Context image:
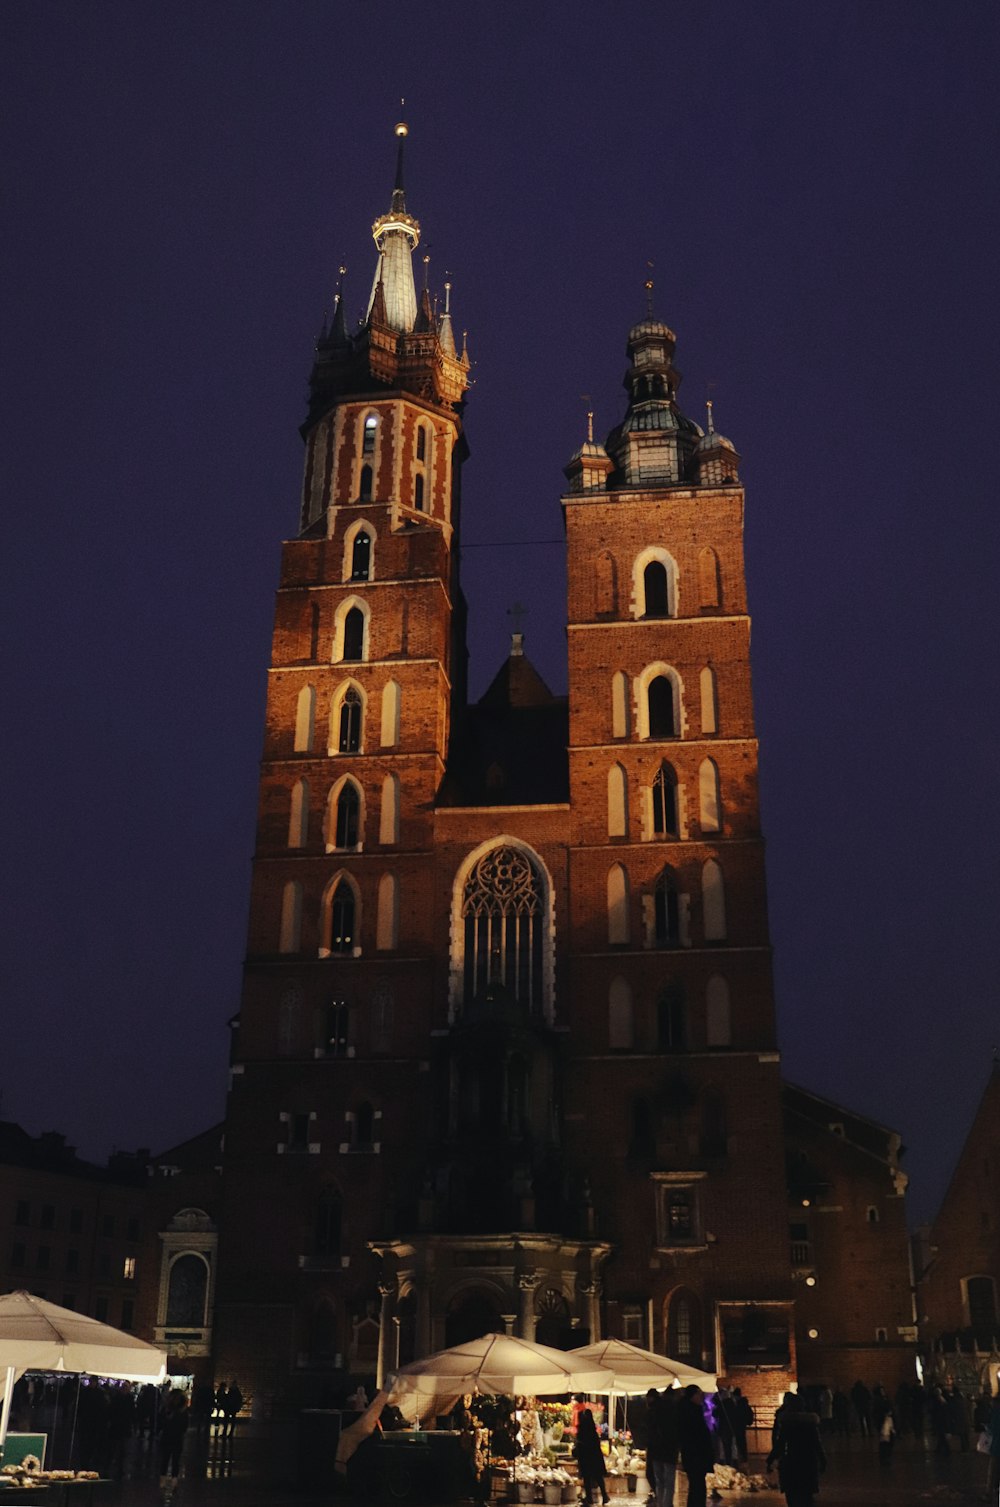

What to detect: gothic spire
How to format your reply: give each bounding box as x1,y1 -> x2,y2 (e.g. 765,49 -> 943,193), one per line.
366,121 -> 420,334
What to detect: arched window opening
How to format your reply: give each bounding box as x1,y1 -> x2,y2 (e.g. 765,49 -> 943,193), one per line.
379,773 -> 400,845
656,980 -> 686,1050
706,975 -> 732,1047
667,1290 -> 701,1360
166,1253 -> 208,1328
381,680 -> 401,747
607,763 -> 628,838
288,778 -> 309,848
294,685 -> 316,753
376,872 -> 398,951
703,859 -> 727,941
644,561 -> 670,617
699,759 -> 722,833
698,546 -> 721,608
609,976 -> 634,1049
335,783 -> 360,849
330,880 -> 356,954
351,531 -> 372,581
279,882 -> 302,954
414,473 -> 425,511
315,1188 -> 342,1259
462,845 -> 544,1013
339,687 -> 362,752
362,415 -> 377,457
612,671 -> 629,738
321,1000 -> 349,1057
700,666 -> 718,735
648,676 -> 676,738
342,607 -> 365,661
607,863 -> 630,945
359,464 -> 373,502
416,425 -> 427,461
654,869 -> 681,948
652,763 -> 678,837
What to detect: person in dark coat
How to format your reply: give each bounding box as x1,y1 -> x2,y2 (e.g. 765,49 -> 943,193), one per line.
766,1393 -> 826,1507
645,1388 -> 679,1507
732,1388 -> 754,1463
677,1386 -> 714,1507
574,1408 -> 609,1505
158,1389 -> 189,1495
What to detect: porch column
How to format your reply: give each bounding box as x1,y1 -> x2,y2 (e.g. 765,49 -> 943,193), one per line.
376,1281 -> 395,1389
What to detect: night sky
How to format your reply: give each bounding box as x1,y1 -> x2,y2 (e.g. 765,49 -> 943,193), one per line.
3,2 -> 997,1225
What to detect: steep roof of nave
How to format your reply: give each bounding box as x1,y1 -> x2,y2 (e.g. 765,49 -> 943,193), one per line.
438,644 -> 568,808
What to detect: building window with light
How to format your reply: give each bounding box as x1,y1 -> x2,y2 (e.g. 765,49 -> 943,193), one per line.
123,1256 -> 136,1281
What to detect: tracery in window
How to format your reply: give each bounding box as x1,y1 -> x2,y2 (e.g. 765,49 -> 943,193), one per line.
328,879 -> 356,955
461,844 -> 544,1013
334,782 -> 360,849
338,688 -> 362,752
351,530 -> 372,581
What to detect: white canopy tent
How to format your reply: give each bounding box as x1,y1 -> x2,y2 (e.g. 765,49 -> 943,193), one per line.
567,1339 -> 717,1441
0,1291 -> 167,1455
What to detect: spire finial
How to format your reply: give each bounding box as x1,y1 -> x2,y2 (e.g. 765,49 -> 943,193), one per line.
422,253 -> 430,291
581,394 -> 593,444
705,398 -> 715,435
644,261 -> 655,318
444,278 -> 452,314
392,115 -> 409,208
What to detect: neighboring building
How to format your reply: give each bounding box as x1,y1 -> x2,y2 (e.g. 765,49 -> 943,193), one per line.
0,1119 -> 222,1384
782,1085 -> 916,1390
213,124 -> 798,1420
916,1060 -> 1000,1393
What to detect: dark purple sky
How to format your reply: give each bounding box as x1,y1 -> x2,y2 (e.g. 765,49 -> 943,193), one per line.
3,2 -> 997,1224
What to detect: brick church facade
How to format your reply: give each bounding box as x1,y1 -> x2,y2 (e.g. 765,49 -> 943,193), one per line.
211,126 -> 911,1416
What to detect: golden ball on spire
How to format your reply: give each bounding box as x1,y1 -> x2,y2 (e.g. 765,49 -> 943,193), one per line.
395,121 -> 408,138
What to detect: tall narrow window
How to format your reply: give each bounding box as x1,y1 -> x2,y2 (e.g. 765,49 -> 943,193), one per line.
706,975 -> 732,1046
654,868 -> 680,947
362,415 -> 377,456
612,671 -> 628,738
607,863 -> 630,945
703,858 -> 727,940
414,473 -> 425,511
698,546 -> 721,608
380,680 -> 401,747
294,685 -> 316,753
416,425 -> 427,461
651,763 -> 678,837
700,666 -> 718,735
607,763 -> 628,838
320,1000 -> 349,1056
699,758 -> 722,833
359,464 -> 373,502
648,676 -> 676,738
461,844 -> 544,1012
608,976 -> 634,1049
279,882 -> 303,953
315,1188 -> 342,1259
334,783 -> 360,849
379,773 -> 399,844
343,607 -> 365,661
376,872 -> 398,951
656,980 -> 686,1050
643,561 -> 669,617
354,1101 -> 375,1147
288,778 -> 309,848
330,880 -> 356,954
351,531 -> 372,581
338,688 -> 362,752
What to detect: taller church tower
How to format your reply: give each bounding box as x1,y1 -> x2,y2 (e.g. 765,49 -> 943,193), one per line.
215,135 -> 795,1413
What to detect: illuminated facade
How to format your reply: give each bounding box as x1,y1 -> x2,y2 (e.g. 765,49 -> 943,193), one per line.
212,127 -> 911,1416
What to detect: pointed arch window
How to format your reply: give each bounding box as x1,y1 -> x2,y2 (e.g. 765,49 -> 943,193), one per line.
643,561 -> 669,617
279,881 -> 303,954
698,546 -> 721,608
648,676 -> 676,738
416,424 -> 427,461
343,607 -> 365,661
329,880 -> 356,954
351,530 -> 372,581
612,671 -> 629,738
379,773 -> 400,844
334,782 -> 360,849
359,464 -> 373,502
607,763 -> 628,838
699,758 -> 722,833
656,979 -> 687,1051
609,976 -> 634,1049
461,844 -> 544,1013
652,762 -> 678,837
338,687 -> 362,752
700,666 -> 718,735
294,685 -> 316,753
288,778 -> 309,848
362,415 -> 377,457
654,868 -> 681,948
376,872 -> 398,951
703,858 -> 727,941
319,999 -> 349,1057
607,863 -> 630,945
381,680 -> 401,747
414,473 -> 425,511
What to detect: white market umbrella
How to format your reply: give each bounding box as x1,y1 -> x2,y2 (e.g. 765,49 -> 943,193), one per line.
567,1339 -> 716,1393
0,1291 -> 167,1451
387,1333 -> 616,1414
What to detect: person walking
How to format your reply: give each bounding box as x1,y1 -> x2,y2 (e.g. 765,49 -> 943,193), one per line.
645,1389 -> 679,1507
766,1393 -> 826,1507
877,1407 -> 896,1465
574,1408 -> 609,1506
677,1386 -> 714,1507
158,1388 -> 189,1502
732,1388 -> 754,1463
